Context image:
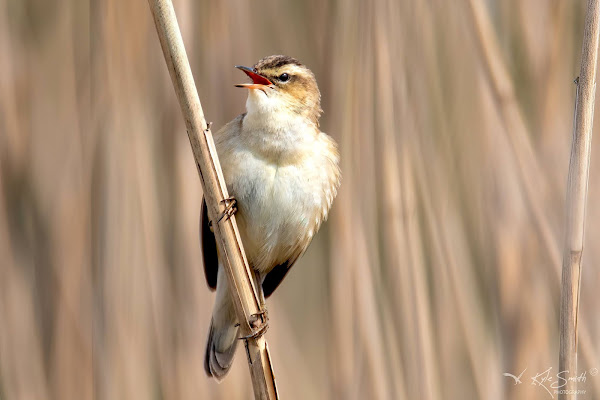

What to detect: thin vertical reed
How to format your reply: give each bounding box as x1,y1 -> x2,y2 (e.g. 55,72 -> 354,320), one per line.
559,1 -> 600,399
146,1 -> 278,398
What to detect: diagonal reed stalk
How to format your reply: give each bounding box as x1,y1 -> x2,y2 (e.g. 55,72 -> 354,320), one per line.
559,1 -> 600,399
146,1 -> 278,399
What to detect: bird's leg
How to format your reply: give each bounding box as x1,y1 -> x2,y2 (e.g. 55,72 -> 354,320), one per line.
239,271 -> 269,340
252,270 -> 267,310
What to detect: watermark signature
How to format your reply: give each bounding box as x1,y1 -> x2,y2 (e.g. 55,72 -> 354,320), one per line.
503,367 -> 598,399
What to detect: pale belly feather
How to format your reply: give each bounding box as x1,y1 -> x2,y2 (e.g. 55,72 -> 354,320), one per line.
214,111 -> 339,276
223,150 -> 327,274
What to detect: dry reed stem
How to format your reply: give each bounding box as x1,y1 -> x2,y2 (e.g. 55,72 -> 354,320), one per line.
145,1 -> 278,398
466,0 -> 562,276
559,1 -> 600,398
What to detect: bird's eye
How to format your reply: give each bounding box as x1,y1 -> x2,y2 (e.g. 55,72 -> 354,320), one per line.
278,73 -> 290,82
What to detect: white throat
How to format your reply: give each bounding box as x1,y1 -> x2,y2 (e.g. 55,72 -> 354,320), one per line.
241,89 -> 317,163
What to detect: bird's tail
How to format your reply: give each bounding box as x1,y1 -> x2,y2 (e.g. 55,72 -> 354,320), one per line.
204,317 -> 239,380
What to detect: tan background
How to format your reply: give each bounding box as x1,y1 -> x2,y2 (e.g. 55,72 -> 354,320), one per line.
0,0 -> 599,399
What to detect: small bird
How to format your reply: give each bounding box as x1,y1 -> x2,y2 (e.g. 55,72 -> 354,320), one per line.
202,55 -> 340,380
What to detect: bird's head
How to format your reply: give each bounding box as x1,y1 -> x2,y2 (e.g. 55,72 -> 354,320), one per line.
235,55 -> 322,126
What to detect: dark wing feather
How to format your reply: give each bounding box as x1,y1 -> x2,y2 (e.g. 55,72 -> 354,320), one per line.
262,262 -> 291,298
262,252 -> 302,297
201,198 -> 218,290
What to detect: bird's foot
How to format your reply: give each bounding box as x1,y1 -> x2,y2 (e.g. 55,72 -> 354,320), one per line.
220,197 -> 237,221
239,309 -> 269,340
210,196 -> 237,227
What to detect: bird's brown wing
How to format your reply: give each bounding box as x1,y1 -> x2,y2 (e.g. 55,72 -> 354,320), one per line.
201,198 -> 218,290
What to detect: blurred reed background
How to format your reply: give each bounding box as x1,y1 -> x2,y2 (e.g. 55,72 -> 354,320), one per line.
0,0 -> 599,399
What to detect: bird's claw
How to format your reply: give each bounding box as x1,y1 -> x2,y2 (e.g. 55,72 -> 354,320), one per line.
239,310 -> 269,340
253,309 -> 269,322
209,197 -> 237,227
220,197 -> 237,221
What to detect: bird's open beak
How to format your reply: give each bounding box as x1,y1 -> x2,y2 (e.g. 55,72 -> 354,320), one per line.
235,65 -> 273,89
